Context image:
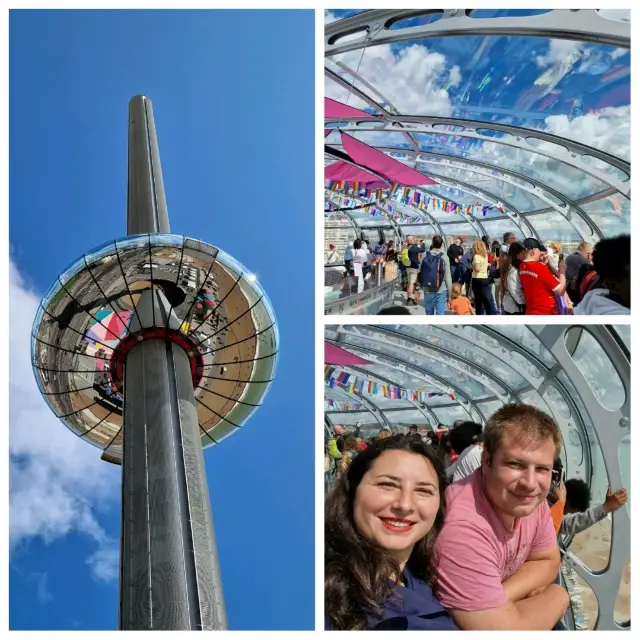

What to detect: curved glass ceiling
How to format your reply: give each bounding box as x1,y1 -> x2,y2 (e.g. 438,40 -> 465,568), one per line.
325,9 -> 630,245
324,324 -> 628,483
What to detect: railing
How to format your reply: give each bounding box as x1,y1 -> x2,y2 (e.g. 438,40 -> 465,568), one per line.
325,263 -> 398,315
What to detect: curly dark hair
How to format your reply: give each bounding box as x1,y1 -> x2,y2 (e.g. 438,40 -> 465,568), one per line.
325,435 -> 446,630
565,478 -> 591,513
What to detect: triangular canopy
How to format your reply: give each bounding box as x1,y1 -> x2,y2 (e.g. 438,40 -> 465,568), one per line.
341,132 -> 437,187
325,341 -> 373,366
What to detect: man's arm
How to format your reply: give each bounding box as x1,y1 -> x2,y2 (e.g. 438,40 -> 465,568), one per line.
450,583 -> 569,630
501,544 -> 561,603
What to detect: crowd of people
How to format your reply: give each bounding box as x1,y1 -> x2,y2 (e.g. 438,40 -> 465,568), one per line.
324,405 -> 628,630
332,232 -> 630,315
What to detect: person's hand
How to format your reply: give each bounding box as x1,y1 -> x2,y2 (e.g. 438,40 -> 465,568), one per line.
603,487 -> 627,514
558,261 -> 567,276
553,480 -> 567,504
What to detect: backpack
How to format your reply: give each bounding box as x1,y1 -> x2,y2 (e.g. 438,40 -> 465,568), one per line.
400,246 -> 412,268
419,252 -> 445,292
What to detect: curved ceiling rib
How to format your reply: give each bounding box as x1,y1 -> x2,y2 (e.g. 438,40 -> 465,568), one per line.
325,383 -> 388,427
329,337 -> 491,415
335,328 -> 516,403
326,9 -> 630,55
326,115 -> 630,192
344,362 -> 445,426
325,9 -> 630,245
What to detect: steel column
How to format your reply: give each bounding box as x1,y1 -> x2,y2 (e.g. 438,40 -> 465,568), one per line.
120,95 -> 226,630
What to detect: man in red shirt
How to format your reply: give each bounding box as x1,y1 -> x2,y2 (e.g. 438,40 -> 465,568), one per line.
519,238 -> 567,315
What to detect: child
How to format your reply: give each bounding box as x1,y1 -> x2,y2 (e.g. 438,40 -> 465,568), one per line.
449,282 -> 475,315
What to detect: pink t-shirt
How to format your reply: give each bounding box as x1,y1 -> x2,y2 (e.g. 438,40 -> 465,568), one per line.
434,469 -> 557,611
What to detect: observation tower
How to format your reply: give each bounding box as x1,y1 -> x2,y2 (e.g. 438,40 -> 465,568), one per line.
31,96 -> 279,630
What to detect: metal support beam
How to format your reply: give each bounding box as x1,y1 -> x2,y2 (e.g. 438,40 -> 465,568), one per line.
127,96 -> 170,234
326,115 -> 630,196
326,9 -> 630,55
121,95 -> 226,630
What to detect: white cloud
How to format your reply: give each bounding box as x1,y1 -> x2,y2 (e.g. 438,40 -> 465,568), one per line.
535,39 -> 582,70
29,572 -> 53,605
9,259 -> 120,583
326,40 -> 459,117
542,105 -> 630,162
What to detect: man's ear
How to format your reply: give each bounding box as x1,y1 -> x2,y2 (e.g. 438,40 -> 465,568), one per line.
481,448 -> 490,468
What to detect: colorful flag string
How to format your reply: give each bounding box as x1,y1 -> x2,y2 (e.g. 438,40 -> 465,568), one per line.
324,366 -> 456,403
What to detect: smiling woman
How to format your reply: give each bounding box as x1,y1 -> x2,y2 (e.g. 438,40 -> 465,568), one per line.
325,435 -> 456,630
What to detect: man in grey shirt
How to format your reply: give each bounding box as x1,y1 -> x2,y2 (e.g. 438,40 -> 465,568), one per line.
564,242 -> 592,302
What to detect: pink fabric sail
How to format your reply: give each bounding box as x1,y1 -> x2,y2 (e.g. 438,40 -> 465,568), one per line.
325,341 -> 372,366
325,97 -> 371,119
341,132 -> 437,186
324,161 -> 388,188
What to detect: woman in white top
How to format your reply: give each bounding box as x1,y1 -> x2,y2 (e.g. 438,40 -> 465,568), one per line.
352,239 -> 369,292
499,241 -> 526,315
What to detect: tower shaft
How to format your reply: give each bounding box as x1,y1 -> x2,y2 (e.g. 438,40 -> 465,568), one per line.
120,95 -> 226,630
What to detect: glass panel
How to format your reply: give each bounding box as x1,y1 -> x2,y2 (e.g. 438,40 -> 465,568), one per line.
519,389 -> 552,415
508,350 -> 544,380
326,411 -> 375,427
477,218 -> 525,242
325,227 -> 356,264
349,128 -> 412,149
418,161 -> 549,212
580,194 -> 630,238
432,404 -> 473,425
412,132 -> 608,200
561,563 -> 598,630
543,384 -> 571,419
558,371 -> 608,506
383,409 -> 433,427
469,9 -> 551,17
526,211 -> 582,243
438,222 -> 479,244
394,325 -> 527,397
614,557 -> 631,626
565,327 -> 625,411
495,325 -> 557,367
399,224 -> 437,238
477,399 -> 502,421
342,333 -> 496,399
568,517 -> 611,574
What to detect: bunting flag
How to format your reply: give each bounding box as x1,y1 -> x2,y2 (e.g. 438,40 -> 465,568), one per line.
324,368 -> 456,403
326,397 -> 363,411
326,184 -> 507,220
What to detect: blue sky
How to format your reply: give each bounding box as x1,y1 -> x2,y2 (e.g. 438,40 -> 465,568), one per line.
10,10 -> 314,630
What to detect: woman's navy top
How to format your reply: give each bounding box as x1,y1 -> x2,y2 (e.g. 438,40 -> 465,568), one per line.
326,567 -> 458,630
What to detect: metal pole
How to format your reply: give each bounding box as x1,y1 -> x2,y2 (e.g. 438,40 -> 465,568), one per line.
120,96 -> 227,630
127,95 -> 170,235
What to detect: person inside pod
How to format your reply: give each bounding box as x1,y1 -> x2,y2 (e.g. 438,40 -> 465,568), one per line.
325,435 -> 457,630
433,404 -> 569,630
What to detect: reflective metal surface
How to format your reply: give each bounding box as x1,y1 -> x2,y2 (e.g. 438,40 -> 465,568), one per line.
32,234 -> 278,461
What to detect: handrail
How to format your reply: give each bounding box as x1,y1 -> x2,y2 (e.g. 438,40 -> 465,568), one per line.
325,277 -> 397,315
